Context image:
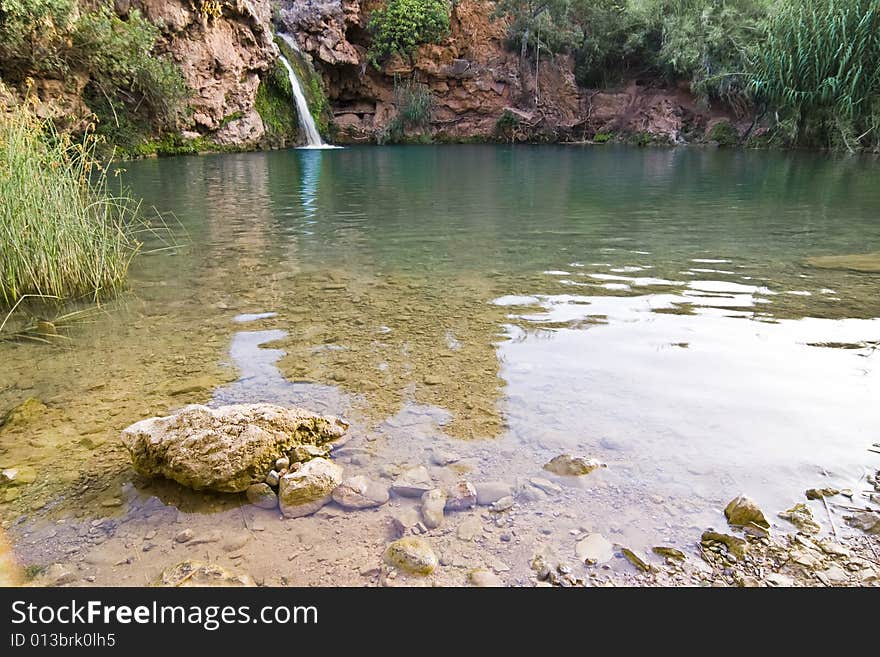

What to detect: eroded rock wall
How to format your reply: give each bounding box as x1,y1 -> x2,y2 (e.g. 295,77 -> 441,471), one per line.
130,0 -> 278,146
278,0 -> 732,144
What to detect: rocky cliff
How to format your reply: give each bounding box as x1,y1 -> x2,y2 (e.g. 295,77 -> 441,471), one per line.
130,0 -> 278,146
279,0 -> 734,145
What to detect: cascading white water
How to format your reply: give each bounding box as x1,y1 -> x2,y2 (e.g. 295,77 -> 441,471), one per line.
277,33 -> 328,148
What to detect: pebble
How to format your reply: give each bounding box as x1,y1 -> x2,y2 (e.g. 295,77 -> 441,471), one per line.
489,496 -> 515,512
174,529 -> 194,543
276,457 -> 290,471
430,449 -> 461,466
445,481 -> 477,511
383,537 -> 438,575
332,476 -> 390,509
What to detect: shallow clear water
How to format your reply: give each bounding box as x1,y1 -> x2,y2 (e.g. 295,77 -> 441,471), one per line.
3,144 -> 880,584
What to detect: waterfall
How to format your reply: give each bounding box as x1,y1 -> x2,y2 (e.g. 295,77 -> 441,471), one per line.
277,33 -> 330,149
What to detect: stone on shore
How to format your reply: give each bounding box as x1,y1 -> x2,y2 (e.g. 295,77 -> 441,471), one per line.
383,537 -> 438,575
543,455 -> 605,476
778,503 -> 821,534
278,458 -> 344,518
468,569 -> 504,587
724,495 -> 770,531
332,475 -> 389,509
121,404 -> 347,493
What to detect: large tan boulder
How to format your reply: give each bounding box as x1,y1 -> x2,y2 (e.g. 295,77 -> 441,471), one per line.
121,404 -> 347,492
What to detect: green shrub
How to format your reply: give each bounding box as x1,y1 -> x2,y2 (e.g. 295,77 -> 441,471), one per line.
378,76 -> 433,143
706,120 -> 739,146
0,97 -> 141,307
367,0 -> 451,67
749,0 -> 880,149
494,109 -> 520,142
592,132 -> 612,143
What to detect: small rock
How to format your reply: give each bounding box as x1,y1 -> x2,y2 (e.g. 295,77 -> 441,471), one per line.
100,498 -> 123,508
576,533 -> 614,565
490,495 -> 515,512
818,540 -> 850,557
420,489 -> 446,529
543,455 -> 605,476
724,494 -> 770,531
332,475 -> 389,509
383,537 -> 438,575
701,530 -> 748,559
275,457 -> 290,471
391,466 -> 433,498
278,458 -> 344,519
652,546 -> 686,561
805,487 -> 839,500
468,569 -> 503,587
822,564 -> 849,584
245,483 -> 278,510
430,449 -> 460,466
779,503 -> 821,534
620,547 -> 654,572
265,470 -> 280,487
174,529 -> 195,544
765,573 -> 794,587
474,481 -> 513,506
222,535 -> 249,552
445,481 -> 477,511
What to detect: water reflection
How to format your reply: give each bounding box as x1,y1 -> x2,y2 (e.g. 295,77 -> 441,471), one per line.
297,149 -> 322,222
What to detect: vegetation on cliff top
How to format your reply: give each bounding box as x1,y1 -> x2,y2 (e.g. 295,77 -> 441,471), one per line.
367,0 -> 451,67
493,0 -> 880,150
0,0 -> 188,137
0,93 -> 141,309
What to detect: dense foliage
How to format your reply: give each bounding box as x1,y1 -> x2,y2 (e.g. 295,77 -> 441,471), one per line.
378,76 -> 433,143
0,0 -> 187,131
367,0 -> 451,67
750,0 -> 880,149
493,0 -> 880,149
0,91 -> 140,307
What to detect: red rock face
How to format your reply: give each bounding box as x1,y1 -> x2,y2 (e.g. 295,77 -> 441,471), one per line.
281,0 -> 734,143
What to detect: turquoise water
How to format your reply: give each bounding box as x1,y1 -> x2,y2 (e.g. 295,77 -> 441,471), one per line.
3,145 -> 879,579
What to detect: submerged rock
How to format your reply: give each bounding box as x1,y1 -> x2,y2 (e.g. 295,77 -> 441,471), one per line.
278,458 -> 344,518
620,547 -> 654,573
159,561 -> 254,587
543,455 -> 605,477
724,495 -> 770,532
445,481 -> 477,511
474,481 -> 513,505
121,404 -> 347,493
575,533 -> 614,565
332,475 -> 389,509
420,489 -> 447,529
804,252 -> 880,273
391,466 -> 434,498
246,483 -> 278,509
1,398 -> 48,430
383,537 -> 438,575
652,546 -> 686,561
778,503 -> 821,534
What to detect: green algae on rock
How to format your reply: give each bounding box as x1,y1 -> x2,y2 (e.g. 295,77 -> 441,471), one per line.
804,252 -> 880,273
383,537 -> 438,575
121,404 -> 347,493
